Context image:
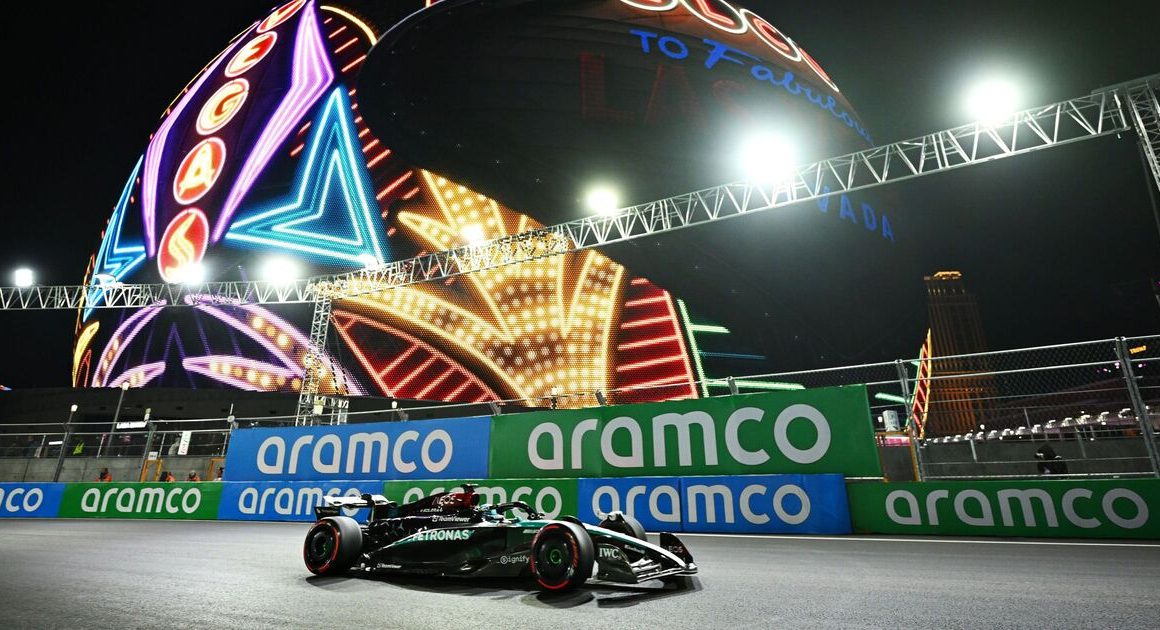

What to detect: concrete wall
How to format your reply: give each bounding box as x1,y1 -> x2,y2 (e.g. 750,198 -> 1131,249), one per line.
878,445 -> 917,482
0,456 -> 222,483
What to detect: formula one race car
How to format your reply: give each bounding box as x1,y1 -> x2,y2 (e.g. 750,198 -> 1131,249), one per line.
302,485 -> 697,591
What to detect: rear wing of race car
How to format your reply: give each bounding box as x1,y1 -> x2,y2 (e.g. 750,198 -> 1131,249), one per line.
314,494 -> 395,521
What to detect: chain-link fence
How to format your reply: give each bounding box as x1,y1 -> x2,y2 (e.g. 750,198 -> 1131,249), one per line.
2,336 -> 1157,482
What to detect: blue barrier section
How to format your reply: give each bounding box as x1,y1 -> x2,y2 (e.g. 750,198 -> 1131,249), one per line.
578,474 -> 850,534
223,416 -> 491,481
0,482 -> 65,518
578,477 -> 685,532
218,480 -> 384,522
680,474 -> 850,534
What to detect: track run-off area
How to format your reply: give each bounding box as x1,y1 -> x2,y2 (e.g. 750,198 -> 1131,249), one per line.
1,520 -> 1156,629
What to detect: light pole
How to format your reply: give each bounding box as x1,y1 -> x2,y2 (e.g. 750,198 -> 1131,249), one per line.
52,404 -> 78,482
105,381 -> 130,457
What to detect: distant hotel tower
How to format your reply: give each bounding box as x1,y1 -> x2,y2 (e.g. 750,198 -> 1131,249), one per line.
923,271 -> 997,436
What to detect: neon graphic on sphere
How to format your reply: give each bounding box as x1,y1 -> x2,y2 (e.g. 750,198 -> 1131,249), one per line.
173,138 -> 226,204
197,79 -> 250,135
157,208 -> 209,283
73,321 -> 100,384
332,310 -> 500,402
319,5 -> 378,43
183,298 -> 365,394
183,356 -> 300,391
108,362 -> 167,389
92,305 -> 166,387
259,0 -> 308,33
214,1 -> 334,242
86,157 -> 146,319
338,170 -> 627,405
142,37 -> 242,256
225,88 -> 386,265
225,32 -> 277,77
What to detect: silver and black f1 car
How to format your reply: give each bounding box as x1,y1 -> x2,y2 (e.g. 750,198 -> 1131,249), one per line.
303,485 -> 697,591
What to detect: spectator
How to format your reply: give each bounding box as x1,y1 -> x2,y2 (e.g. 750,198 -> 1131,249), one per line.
1035,444 -> 1069,475
159,470 -> 176,482
97,467 -> 113,482
186,470 -> 202,482
214,466 -> 224,481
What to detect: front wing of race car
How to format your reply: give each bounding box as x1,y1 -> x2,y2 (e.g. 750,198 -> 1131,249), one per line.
584,526 -> 698,584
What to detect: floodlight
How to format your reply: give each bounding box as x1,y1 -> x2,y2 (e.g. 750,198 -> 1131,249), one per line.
260,256 -> 300,285
964,77 -> 1020,124
461,224 -> 486,245
179,262 -> 206,285
13,267 -> 34,288
737,131 -> 797,184
584,186 -> 620,216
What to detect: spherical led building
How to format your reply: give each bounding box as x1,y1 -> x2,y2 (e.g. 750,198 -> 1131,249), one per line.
75,0 -> 895,407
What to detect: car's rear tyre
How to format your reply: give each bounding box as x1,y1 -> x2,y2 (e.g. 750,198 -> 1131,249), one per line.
598,511 -> 647,541
530,521 -> 594,591
303,516 -> 363,576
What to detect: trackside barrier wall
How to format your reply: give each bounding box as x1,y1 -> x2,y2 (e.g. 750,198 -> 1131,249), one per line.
57,483 -> 223,519
489,387 -> 881,478
385,475 -> 852,534
847,480 -> 1160,539
217,480 -> 382,521
6,479 -> 1159,539
0,482 -> 65,518
223,416 -> 492,481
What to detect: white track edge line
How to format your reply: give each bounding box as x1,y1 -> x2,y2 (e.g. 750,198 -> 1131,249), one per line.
674,532 -> 1160,547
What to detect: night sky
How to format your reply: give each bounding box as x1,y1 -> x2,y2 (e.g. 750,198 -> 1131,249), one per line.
1,0 -> 1158,388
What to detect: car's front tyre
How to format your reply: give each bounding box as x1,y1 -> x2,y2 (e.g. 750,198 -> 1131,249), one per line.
530,521 -> 594,591
303,516 -> 363,576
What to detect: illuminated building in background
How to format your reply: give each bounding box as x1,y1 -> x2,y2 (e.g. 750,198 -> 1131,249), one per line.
74,1 -> 891,407
922,271 -> 998,435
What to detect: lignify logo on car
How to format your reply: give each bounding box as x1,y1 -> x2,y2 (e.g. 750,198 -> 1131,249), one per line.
403,528 -> 474,543
499,552 -> 530,564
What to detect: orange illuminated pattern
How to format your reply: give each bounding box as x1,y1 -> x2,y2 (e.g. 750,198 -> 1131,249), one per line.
911,329 -> 933,438
258,0 -> 308,33
197,79 -> 250,135
613,280 -> 697,403
225,32 -> 277,78
333,312 -> 500,403
173,138 -> 226,205
338,170 -> 626,407
157,208 -> 209,283
72,321 -> 100,387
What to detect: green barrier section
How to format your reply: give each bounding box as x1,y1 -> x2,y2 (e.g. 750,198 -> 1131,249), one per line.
58,483 -> 223,520
848,479 -> 1160,539
490,386 -> 880,478
384,478 -> 579,520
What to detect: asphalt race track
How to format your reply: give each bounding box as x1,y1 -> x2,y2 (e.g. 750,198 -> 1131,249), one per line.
1,520 -> 1157,629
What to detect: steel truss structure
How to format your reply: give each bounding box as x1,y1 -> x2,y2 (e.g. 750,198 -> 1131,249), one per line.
1120,76 -> 1160,193
0,75 -> 1156,423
